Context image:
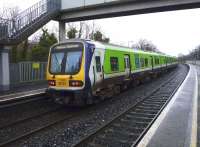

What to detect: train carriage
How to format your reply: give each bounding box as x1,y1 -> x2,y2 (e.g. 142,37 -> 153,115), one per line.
46,39 -> 177,105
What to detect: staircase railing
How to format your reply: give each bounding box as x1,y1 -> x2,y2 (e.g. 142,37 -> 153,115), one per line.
0,0 -> 61,42
0,18 -> 10,40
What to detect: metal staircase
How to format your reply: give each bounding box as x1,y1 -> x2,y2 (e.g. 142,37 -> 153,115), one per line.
0,0 -> 61,45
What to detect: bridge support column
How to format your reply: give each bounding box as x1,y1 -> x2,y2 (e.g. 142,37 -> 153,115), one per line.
59,21 -> 66,42
0,46 -> 10,91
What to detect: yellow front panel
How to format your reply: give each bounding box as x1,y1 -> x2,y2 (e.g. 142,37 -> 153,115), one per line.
46,50 -> 85,89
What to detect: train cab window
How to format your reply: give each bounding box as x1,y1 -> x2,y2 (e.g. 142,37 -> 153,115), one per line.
95,56 -> 101,72
110,57 -> 119,71
145,58 -> 148,67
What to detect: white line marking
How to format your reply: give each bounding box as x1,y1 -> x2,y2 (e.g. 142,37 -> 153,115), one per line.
0,88 -> 46,99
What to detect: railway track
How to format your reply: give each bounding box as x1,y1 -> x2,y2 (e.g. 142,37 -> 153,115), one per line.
73,66 -> 188,147
0,107 -> 80,147
0,105 -> 62,129
0,66 -> 187,147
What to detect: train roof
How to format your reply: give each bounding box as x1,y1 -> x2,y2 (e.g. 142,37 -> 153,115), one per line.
57,39 -> 175,58
87,40 -> 174,58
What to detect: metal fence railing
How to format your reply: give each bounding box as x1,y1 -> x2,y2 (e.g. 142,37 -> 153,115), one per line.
10,62 -> 47,85
0,18 -> 9,40
187,60 -> 200,66
0,0 -> 61,41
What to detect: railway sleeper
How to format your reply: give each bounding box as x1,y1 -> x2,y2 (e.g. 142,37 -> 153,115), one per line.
120,117 -> 152,126
144,99 -> 167,104
148,96 -> 169,100
136,105 -> 161,111
97,134 -> 136,146
141,100 -> 165,105
119,119 -> 149,127
134,109 -> 158,115
113,123 -> 146,130
124,114 -> 153,122
140,103 -> 161,108
129,112 -> 155,118
109,125 -> 145,134
105,128 -> 140,137
146,98 -> 168,102
91,137 -> 132,147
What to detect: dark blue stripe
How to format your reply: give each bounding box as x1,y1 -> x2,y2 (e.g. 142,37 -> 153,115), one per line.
84,42 -> 95,90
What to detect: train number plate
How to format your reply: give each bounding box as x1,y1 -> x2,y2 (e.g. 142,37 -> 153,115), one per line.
57,81 -> 67,87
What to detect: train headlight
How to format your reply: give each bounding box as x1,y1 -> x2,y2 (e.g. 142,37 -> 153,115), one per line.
69,80 -> 84,87
48,80 -> 56,86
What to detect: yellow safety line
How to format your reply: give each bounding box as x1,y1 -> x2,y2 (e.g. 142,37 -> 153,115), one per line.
190,67 -> 198,147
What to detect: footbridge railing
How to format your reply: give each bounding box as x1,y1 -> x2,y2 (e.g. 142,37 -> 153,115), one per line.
0,0 -> 61,44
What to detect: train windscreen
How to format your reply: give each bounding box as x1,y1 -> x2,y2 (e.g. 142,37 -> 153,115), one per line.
50,43 -> 83,75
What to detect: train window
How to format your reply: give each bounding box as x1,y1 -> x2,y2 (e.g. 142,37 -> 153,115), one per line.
95,56 -> 101,72
140,58 -> 145,67
110,57 -> 119,71
145,58 -> 148,67
134,54 -> 140,68
155,58 -> 160,65
65,51 -> 82,74
50,52 -> 65,73
124,58 -> 127,68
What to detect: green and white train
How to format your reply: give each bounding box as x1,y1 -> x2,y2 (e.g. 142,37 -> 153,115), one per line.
46,39 -> 177,105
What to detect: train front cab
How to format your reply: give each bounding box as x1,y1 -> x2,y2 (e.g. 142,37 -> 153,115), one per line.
46,41 -> 89,105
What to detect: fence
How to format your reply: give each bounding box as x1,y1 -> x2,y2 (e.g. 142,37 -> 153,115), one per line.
10,62 -> 47,85
187,60 -> 200,66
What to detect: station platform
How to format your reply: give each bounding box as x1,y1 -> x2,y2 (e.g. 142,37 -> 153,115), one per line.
0,82 -> 47,103
137,64 -> 198,147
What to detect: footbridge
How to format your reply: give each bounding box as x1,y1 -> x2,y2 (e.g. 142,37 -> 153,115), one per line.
1,0 -> 200,90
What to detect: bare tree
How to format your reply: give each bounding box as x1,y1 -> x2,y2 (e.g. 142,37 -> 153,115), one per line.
78,21 -> 85,38
84,23 -> 90,39
132,39 -> 159,52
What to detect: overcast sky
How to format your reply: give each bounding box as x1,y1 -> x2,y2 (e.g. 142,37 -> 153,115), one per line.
1,0 -> 200,56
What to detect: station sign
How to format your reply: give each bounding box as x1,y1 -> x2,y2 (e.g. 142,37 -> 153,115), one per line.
32,63 -> 40,69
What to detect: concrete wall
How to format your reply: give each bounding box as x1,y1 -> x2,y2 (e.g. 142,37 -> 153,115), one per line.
61,0 -> 118,10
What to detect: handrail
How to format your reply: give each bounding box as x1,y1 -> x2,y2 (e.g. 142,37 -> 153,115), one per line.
0,0 -> 61,42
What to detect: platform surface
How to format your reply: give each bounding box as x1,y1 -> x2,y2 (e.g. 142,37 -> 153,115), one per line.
0,82 -> 47,102
137,64 -> 198,147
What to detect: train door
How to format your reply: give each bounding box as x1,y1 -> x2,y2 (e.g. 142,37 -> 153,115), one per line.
150,56 -> 154,70
165,57 -> 168,67
94,50 -> 103,84
124,55 -> 131,78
